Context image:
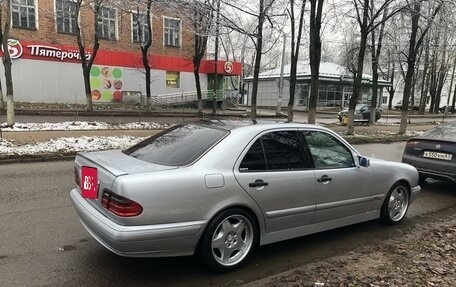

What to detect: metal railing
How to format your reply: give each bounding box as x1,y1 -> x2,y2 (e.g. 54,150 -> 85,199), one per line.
150,90 -> 225,107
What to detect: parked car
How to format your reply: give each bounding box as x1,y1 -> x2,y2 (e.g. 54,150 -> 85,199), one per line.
394,100 -> 419,111
402,121 -> 456,183
338,104 -> 382,122
71,121 -> 420,272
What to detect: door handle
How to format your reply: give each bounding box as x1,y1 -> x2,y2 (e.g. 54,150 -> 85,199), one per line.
249,179 -> 269,188
317,175 -> 332,183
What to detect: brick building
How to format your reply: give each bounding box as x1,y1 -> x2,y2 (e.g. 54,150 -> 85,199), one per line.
1,0 -> 241,104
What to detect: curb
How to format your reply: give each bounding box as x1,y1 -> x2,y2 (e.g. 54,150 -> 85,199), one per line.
0,154 -> 75,165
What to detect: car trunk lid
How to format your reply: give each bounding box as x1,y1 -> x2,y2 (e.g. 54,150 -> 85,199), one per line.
74,150 -> 177,215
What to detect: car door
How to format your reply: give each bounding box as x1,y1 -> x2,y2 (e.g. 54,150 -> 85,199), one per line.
234,130 -> 317,233
301,130 -> 373,224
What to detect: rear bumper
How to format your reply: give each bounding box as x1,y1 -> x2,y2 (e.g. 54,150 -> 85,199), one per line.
70,188 -> 207,257
402,155 -> 456,182
418,168 -> 456,182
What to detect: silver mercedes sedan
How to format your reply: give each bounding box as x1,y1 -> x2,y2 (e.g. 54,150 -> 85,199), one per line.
70,121 -> 420,272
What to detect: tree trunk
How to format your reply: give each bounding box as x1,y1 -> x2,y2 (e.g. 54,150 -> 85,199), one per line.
287,0 -> 307,122
347,0 -> 369,135
2,0 -> 14,126
452,79 -> 456,113
400,2 -> 420,134
307,0 -> 322,124
387,88 -> 394,110
386,60 -> 395,110
250,1 -> 266,122
418,37 -> 430,114
194,67 -> 203,116
447,61 -> 455,107
400,1 -> 441,134
142,47 -> 152,112
82,67 -> 93,112
3,51 -> 14,126
144,2 -> 153,112
76,1 -> 100,112
370,71 -> 379,124
0,80 -> 4,110
369,2 -> 387,124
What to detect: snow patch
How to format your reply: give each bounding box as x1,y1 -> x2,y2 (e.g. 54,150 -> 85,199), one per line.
0,121 -> 171,131
0,136 -> 146,155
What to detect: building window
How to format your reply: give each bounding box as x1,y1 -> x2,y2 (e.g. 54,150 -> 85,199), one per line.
382,96 -> 388,104
12,0 -> 36,29
164,17 -> 181,47
56,0 -> 77,34
166,71 -> 180,88
132,13 -> 150,44
98,7 -> 117,40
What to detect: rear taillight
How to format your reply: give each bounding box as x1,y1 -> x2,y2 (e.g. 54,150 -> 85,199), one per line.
406,140 -> 420,147
74,167 -> 81,187
101,190 -> 143,217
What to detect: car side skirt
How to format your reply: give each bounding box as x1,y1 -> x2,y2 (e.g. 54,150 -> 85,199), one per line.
260,211 -> 379,246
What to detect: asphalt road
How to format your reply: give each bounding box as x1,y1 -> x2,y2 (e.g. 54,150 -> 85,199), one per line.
1,142 -> 455,287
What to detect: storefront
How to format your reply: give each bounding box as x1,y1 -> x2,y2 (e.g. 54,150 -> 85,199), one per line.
244,62 -> 390,110
0,39 -> 241,104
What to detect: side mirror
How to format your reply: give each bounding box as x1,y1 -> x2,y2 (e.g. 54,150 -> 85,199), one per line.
358,156 -> 370,167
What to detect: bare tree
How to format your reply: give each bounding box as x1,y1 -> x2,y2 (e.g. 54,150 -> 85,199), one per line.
398,0 -> 442,134
450,52 -> 456,113
418,34 -> 431,113
287,0 -> 307,122
368,1 -> 388,124
427,6 -> 452,114
307,0 -> 324,124
132,1 -> 153,111
345,0 -> 399,135
189,0 -> 215,115
382,46 -> 401,110
218,0 -> 281,121
0,0 -> 14,126
75,0 -> 103,112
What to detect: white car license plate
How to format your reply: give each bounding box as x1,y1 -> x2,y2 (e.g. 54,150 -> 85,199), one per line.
423,151 -> 453,161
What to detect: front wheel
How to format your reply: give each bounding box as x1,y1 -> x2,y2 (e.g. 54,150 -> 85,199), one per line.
380,182 -> 410,225
199,208 -> 257,273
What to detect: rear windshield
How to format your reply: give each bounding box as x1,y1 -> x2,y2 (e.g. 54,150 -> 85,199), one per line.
423,121 -> 456,140
123,124 -> 228,166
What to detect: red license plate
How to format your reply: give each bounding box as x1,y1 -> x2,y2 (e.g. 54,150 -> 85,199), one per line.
81,166 -> 98,199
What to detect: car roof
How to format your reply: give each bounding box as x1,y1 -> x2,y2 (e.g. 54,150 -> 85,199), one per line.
189,119 -> 328,132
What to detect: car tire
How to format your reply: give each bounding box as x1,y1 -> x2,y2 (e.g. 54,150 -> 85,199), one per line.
198,208 -> 258,273
380,182 -> 410,225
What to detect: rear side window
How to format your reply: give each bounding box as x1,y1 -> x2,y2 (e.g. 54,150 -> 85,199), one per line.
240,131 -> 311,172
123,124 -> 228,166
